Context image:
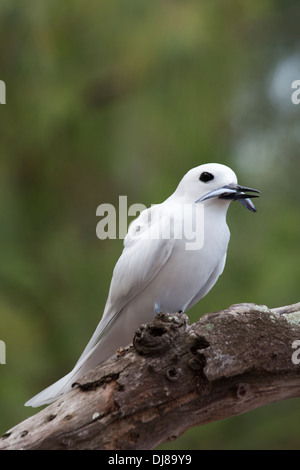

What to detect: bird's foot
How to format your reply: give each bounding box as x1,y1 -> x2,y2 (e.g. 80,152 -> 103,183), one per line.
154,302 -> 162,315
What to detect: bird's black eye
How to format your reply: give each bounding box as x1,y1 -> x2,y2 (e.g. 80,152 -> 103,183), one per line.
199,172 -> 214,183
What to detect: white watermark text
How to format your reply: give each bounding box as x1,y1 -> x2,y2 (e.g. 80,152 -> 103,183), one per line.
0,80 -> 6,104
0,340 -> 6,364
96,196 -> 205,251
291,80 -> 300,104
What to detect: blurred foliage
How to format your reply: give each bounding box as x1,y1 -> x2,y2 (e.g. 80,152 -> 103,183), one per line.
0,0 -> 299,449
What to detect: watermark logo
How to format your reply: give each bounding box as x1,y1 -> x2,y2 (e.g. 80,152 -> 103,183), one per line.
0,340 -> 6,364
291,80 -> 300,104
0,80 -> 6,104
96,196 -> 205,251
291,340 -> 300,364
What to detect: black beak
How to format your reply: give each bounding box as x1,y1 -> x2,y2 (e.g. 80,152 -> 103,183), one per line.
196,183 -> 260,212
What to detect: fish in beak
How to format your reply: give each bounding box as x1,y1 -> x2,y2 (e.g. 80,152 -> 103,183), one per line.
196,183 -> 260,212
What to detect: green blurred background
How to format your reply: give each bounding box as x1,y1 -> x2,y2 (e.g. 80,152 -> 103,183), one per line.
0,0 -> 299,449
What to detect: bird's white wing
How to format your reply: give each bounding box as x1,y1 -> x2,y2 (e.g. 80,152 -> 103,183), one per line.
75,204 -> 175,364
185,252 -> 227,311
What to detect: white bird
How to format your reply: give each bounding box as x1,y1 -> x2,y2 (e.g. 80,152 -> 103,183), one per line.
25,163 -> 259,407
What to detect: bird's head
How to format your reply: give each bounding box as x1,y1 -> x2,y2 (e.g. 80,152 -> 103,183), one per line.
176,163 -> 260,212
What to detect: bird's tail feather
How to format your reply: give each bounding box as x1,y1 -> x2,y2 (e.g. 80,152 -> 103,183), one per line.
24,332 -> 109,408
25,310 -> 123,407
24,369 -> 77,408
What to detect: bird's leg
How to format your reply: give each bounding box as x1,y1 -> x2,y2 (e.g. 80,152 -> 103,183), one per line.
154,302 -> 162,315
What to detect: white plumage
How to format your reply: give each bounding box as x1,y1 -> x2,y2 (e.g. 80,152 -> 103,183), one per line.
25,163 -> 259,407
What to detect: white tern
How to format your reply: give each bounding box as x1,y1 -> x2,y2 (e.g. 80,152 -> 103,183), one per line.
25,163 -> 259,407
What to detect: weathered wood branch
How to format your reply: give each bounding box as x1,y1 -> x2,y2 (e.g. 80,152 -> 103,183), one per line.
1,302 -> 300,450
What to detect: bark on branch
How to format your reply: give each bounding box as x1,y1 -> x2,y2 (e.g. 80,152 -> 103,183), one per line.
1,302 -> 300,450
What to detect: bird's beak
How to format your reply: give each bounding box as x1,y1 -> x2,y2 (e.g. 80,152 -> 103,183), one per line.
195,183 -> 260,212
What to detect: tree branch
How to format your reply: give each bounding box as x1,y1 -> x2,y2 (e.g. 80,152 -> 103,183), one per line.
1,302 -> 300,450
